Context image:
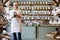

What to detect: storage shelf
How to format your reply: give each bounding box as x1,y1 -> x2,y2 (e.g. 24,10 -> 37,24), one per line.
23,19 -> 49,21
41,24 -> 60,27
18,4 -> 53,5
22,14 -> 53,16
20,9 -> 52,10
15,1 -> 53,5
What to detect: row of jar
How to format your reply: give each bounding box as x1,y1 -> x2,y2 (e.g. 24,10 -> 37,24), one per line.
22,11 -> 51,15
13,1 -> 53,5
49,20 -> 60,25
19,6 -> 52,10
23,20 -> 60,26
22,16 -> 50,20
24,21 -> 43,26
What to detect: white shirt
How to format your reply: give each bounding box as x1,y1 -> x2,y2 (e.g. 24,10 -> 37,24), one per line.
11,17 -> 21,33
10,9 -> 22,33
4,7 -> 10,20
10,9 -> 21,19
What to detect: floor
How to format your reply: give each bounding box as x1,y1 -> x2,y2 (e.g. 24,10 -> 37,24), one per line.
6,26 -> 56,40
22,39 -> 35,40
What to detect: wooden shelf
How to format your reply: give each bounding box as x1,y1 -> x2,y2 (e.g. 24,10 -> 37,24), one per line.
41,24 -> 60,27
20,9 -> 53,11
18,4 -> 53,5
13,1 -> 53,5
23,14 -> 53,16
23,19 -> 49,21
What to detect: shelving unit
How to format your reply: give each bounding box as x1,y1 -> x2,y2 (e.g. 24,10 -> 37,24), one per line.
12,1 -> 53,24
10,1 -> 60,40
12,1 -> 55,40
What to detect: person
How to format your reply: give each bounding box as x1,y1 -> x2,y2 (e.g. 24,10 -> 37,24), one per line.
53,0 -> 59,7
10,2 -> 23,40
2,0 -> 10,7
52,1 -> 60,40
0,0 -> 7,40
3,0 -> 11,33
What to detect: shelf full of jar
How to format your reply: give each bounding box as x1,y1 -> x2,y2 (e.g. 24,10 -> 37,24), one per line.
12,1 -> 53,5
22,22 -> 60,27
22,14 -> 53,16
22,12 -> 53,16
22,20 -> 60,27
19,6 -> 53,10
23,20 -> 45,27
22,16 -> 50,21
39,20 -> 60,27
40,24 -> 60,27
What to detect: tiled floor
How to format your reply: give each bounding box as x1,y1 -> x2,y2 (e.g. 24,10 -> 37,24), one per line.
22,39 -> 35,40
22,38 -> 51,40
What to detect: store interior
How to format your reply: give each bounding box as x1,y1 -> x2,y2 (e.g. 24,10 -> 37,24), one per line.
0,0 -> 60,40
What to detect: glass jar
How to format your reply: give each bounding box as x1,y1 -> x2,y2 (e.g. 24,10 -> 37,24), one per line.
24,6 -> 26,10
26,12 -> 28,14
41,17 -> 44,19
29,1 -> 31,4
28,17 -> 29,19
32,1 -> 34,4
39,6 -> 41,10
21,1 -> 24,4
27,1 -> 29,4
30,7 -> 32,10
34,6 -> 36,10
24,17 -> 26,19
48,17 -> 50,20
24,1 -> 26,4
32,16 -> 34,19
43,1 -> 45,4
40,1 -> 43,4
38,1 -> 40,4
37,6 -> 39,10
45,12 -> 46,14
45,17 -> 47,19
45,6 -> 47,10
34,1 -> 36,4
41,6 -> 43,10
27,6 -> 29,10
43,6 -> 44,10
21,6 -> 24,10
46,1 -> 48,4
37,17 -> 40,19
48,6 -> 50,10
48,12 -> 50,14
49,20 -> 52,24
19,1 -> 21,5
